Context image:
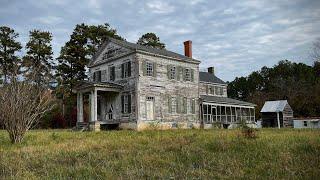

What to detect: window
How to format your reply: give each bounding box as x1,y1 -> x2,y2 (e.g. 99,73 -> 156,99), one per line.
109,66 -> 115,81
146,62 -> 153,76
185,68 -> 191,81
121,61 -> 131,78
170,66 -> 176,79
93,71 -> 101,82
208,86 -> 215,95
303,121 -> 307,127
121,94 -> 131,114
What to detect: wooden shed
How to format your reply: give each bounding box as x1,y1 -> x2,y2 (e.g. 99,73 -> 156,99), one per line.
260,100 -> 293,128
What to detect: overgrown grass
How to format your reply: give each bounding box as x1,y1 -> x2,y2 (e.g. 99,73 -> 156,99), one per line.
0,129 -> 319,179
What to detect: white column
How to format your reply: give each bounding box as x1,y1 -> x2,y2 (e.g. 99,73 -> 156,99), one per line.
277,112 -> 280,129
77,92 -> 83,122
100,95 -> 106,121
90,90 -> 97,122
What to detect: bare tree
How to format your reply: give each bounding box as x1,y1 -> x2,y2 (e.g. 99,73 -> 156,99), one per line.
0,78 -> 54,143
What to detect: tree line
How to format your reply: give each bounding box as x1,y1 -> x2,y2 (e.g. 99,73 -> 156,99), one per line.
228,59 -> 320,118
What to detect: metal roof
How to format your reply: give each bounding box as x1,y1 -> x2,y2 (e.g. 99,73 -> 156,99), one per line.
92,37 -> 200,65
260,100 -> 289,113
199,72 -> 226,84
200,95 -> 256,107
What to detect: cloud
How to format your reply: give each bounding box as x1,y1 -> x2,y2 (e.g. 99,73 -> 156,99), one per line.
145,1 -> 175,14
32,16 -> 62,25
1,0 -> 319,81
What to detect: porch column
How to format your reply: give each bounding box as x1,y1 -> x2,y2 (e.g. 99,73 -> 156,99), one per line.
90,89 -> 98,122
77,92 -> 83,122
277,112 -> 280,129
100,95 -> 106,121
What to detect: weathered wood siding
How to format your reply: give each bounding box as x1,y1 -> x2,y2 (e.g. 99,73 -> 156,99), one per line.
136,53 -> 200,124
199,82 -> 227,97
90,47 -> 138,123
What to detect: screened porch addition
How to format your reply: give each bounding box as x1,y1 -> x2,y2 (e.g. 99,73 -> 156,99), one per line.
200,95 -> 256,125
202,103 -> 255,124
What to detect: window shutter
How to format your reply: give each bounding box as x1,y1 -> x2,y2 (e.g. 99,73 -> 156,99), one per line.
191,69 -> 194,82
167,65 -> 171,79
168,95 -> 172,113
176,96 -> 180,113
177,66 -> 181,81
192,99 -> 196,114
121,95 -> 124,113
121,64 -> 124,78
153,62 -> 157,77
183,97 -> 187,114
206,85 -> 209,94
182,68 -> 186,81
93,72 -> 96,82
142,61 -> 146,76
128,94 -> 131,113
128,62 -> 131,77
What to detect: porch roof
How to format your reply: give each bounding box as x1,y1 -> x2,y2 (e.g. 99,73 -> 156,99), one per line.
200,95 -> 256,107
74,81 -> 123,93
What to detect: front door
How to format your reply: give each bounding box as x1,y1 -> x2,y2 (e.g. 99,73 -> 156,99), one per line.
146,97 -> 154,120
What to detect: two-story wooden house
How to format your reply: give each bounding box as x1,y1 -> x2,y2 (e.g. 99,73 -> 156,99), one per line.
75,37 -> 255,130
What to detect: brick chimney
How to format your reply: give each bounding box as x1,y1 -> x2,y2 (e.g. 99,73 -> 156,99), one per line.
184,40 -> 192,58
208,67 -> 214,75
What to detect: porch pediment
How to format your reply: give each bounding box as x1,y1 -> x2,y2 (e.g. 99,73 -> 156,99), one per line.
74,81 -> 123,93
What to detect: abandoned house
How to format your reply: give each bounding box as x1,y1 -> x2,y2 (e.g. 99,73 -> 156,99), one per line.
260,100 -> 293,128
74,37 -> 256,131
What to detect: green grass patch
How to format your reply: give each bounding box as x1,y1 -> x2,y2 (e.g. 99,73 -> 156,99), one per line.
0,129 -> 319,179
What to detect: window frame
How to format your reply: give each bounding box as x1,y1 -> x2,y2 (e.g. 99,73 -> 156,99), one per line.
185,68 -> 191,81
170,66 -> 176,80
146,62 -> 153,76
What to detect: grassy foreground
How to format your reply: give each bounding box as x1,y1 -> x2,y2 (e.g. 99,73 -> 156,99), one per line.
0,129 -> 319,179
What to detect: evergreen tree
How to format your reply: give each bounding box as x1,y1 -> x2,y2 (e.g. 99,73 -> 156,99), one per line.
23,30 -> 54,86
137,32 -> 165,49
0,26 -> 22,83
56,23 -> 123,95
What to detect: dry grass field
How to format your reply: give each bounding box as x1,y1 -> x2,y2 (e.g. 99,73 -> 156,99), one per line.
0,129 -> 319,179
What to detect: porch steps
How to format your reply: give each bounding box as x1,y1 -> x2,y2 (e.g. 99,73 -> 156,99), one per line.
75,122 -> 89,131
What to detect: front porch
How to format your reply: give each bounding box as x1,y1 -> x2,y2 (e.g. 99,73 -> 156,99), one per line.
74,81 -> 123,131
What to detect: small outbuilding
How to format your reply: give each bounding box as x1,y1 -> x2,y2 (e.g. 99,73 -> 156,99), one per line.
260,100 -> 293,128
293,118 -> 320,129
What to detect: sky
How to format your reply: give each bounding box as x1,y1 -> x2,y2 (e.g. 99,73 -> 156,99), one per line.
1,0 -> 320,81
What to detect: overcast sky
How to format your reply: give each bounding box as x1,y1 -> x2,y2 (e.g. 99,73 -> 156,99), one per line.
1,0 -> 319,81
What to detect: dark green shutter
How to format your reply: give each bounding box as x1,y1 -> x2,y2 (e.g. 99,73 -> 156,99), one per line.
128,62 -> 131,77
142,61 -> 146,76
192,99 -> 195,114
128,94 -> 131,113
191,69 -> 194,82
168,95 -> 172,113
206,85 -> 209,94
153,63 -> 156,77
121,95 -> 124,113
121,64 -> 124,78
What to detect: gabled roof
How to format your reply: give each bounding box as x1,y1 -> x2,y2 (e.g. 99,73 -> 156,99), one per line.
91,37 -> 200,66
201,95 -> 256,107
199,72 -> 226,84
260,100 -> 290,113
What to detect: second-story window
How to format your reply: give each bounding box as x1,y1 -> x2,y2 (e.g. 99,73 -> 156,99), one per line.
170,66 -> 176,79
146,62 -> 153,76
121,61 -> 131,78
93,71 -> 101,82
185,68 -> 191,81
209,85 -> 215,95
109,66 -> 115,81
